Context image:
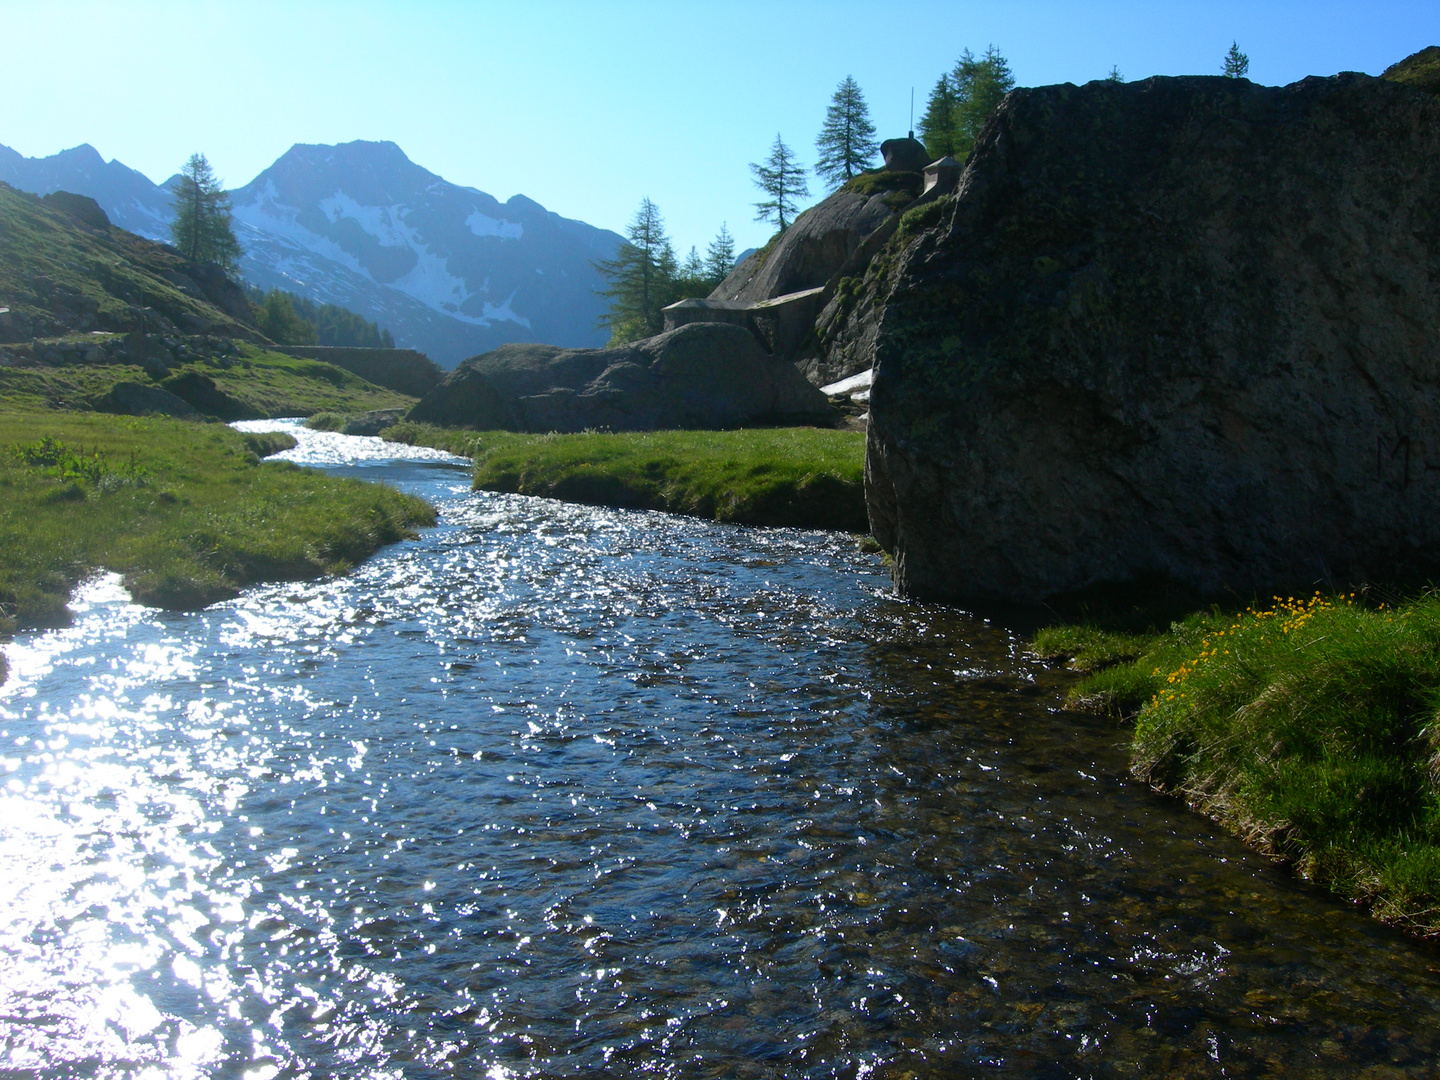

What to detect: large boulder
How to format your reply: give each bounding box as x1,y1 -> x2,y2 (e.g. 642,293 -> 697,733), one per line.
711,189 -> 898,305
408,322 -> 832,432
853,72 -> 1440,606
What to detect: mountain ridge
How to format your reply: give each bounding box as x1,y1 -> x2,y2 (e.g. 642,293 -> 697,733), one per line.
0,140 -> 622,365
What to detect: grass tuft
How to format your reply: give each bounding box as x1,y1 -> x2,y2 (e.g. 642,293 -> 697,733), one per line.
385,423 -> 867,531
1043,591 -> 1440,937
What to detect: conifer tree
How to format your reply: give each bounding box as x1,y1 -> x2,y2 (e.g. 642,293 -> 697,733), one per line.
256,289 -> 318,346
919,74 -> 959,158
704,223 -> 736,286
594,198 -> 675,344
169,153 -> 241,274
814,76 -> 879,188
750,135 -> 810,232
950,46 -> 1015,161
1222,42 -> 1250,78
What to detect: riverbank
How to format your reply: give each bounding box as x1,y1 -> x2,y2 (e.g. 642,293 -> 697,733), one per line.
382,421 -> 868,531
0,409 -> 435,642
1034,591 -> 1440,938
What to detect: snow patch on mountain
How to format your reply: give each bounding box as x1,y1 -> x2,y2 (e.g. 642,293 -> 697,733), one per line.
466,209 -> 523,240
319,192 -> 412,248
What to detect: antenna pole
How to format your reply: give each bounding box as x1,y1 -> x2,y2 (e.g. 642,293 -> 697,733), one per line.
909,87 -> 915,139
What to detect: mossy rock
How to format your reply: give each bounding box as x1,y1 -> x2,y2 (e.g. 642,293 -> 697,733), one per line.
842,170 -> 924,210
1382,46 -> 1440,96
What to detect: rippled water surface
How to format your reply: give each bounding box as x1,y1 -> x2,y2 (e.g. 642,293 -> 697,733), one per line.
4,421 -> 1440,1079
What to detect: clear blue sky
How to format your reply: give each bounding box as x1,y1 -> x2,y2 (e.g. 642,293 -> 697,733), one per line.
3,1 -> 1436,255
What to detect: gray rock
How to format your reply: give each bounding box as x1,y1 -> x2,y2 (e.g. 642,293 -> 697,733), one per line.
880,137 -> 931,172
710,190 -> 896,306
121,332 -> 173,377
408,322 -> 832,432
93,381 -> 197,419
852,72 -> 1440,606
161,371 -> 259,420
341,408 -> 408,436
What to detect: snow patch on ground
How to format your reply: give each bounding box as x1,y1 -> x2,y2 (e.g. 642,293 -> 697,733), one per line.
466,210 -> 523,240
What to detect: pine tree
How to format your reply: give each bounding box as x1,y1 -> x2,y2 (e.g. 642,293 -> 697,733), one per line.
1107,65 -> 1123,82
919,74 -> 959,158
750,135 -> 810,232
169,153 -> 241,274
594,198 -> 675,345
1222,42 -> 1250,78
950,47 -> 1015,161
704,223 -> 735,286
256,289 -> 318,346
814,75 -> 879,188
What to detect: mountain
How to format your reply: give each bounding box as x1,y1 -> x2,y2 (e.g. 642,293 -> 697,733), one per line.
0,143 -> 173,240
0,140 -> 624,366
229,141 -> 621,365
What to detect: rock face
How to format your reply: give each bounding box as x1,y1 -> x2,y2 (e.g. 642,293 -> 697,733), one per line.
853,73 -> 1440,605
408,322 -> 831,432
711,191 -> 896,306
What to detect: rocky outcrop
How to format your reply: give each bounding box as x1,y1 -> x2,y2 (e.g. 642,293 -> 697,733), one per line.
408,321 -> 832,432
41,191 -> 110,230
276,345 -> 444,397
92,381 -> 197,419
849,72 -> 1440,606
711,190 -> 897,306
161,371 -> 260,421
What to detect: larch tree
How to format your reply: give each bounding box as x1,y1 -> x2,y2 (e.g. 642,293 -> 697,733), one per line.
814,75 -> 879,188
750,135 -> 810,233
169,153 -> 241,274
1223,42 -> 1250,78
594,197 -> 676,345
704,223 -> 736,286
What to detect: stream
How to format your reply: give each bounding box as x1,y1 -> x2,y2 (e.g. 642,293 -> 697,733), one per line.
2,421 -> 1439,1078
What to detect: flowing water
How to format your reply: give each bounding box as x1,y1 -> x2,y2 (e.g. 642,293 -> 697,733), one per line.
3,421 -> 1440,1079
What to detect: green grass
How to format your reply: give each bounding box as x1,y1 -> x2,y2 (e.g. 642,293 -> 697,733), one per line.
385,422 -> 868,531
1039,592 -> 1440,937
0,409 -> 435,636
0,345 -> 413,418
209,345 -> 414,416
0,181 -> 252,339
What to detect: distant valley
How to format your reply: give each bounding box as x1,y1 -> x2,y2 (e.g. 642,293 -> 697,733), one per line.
0,140 -> 622,365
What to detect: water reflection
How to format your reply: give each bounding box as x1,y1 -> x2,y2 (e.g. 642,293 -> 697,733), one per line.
1,422 -> 1438,1078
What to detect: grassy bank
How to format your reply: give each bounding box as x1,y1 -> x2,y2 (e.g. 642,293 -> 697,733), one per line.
384,422 -> 868,531
0,409 -> 435,637
0,342 -> 414,418
1035,592 -> 1440,937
